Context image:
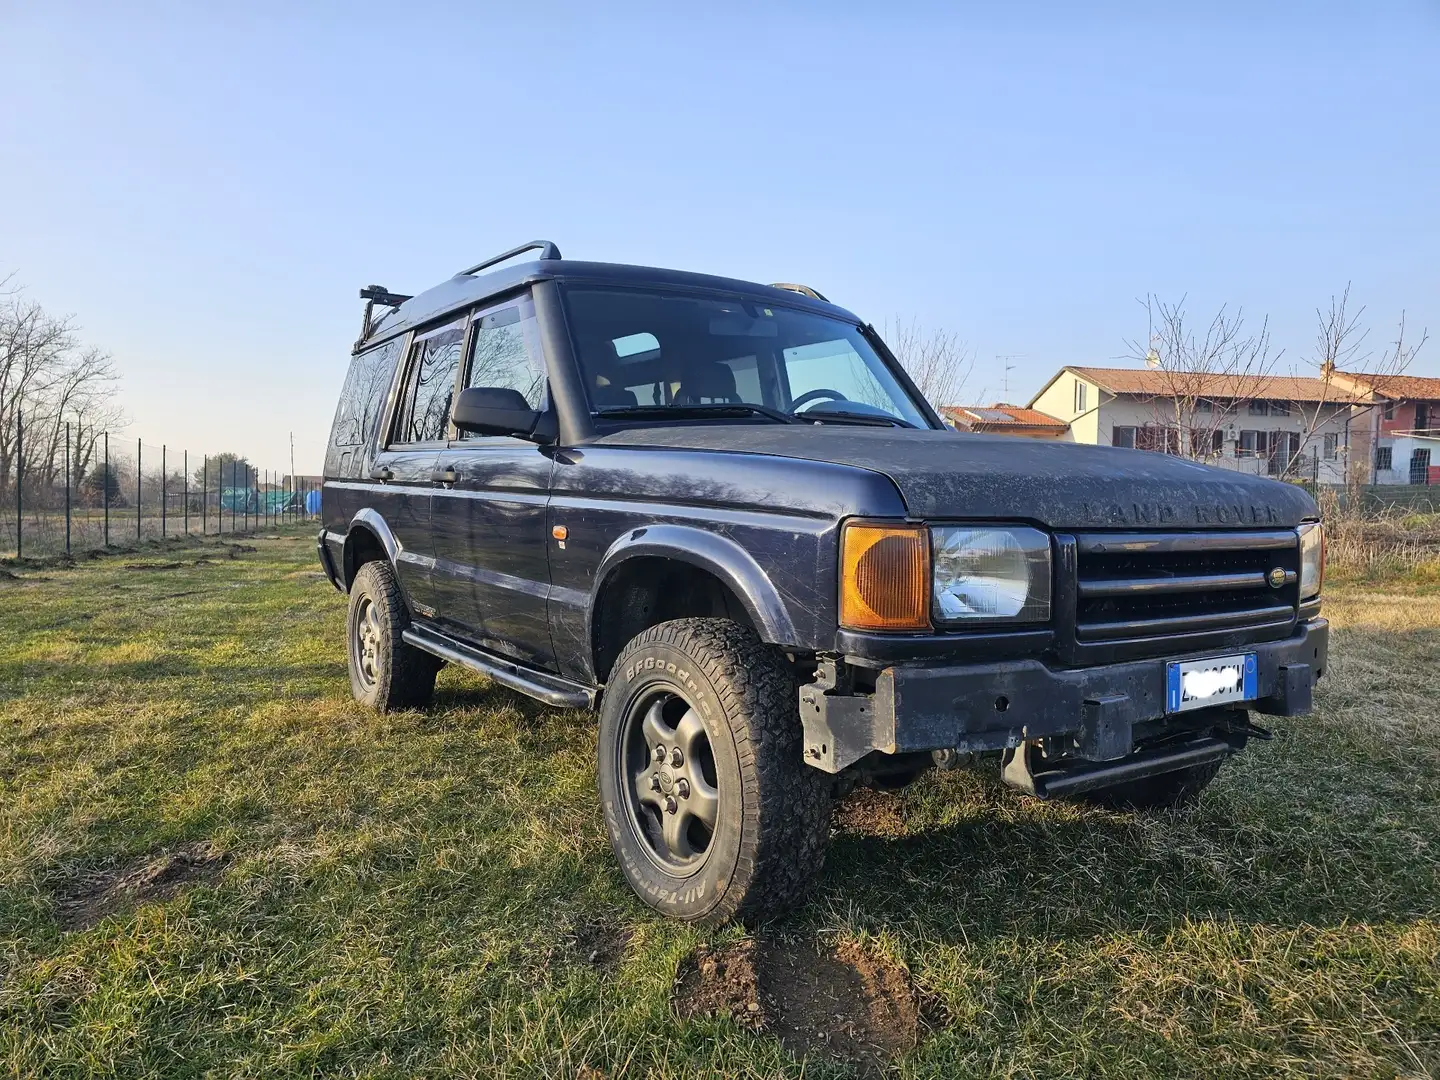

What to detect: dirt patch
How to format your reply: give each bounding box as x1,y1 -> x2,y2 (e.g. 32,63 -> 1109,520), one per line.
58,841 -> 227,931
0,567 -> 18,581
225,544 -> 257,557
565,920 -> 634,973
674,937 -> 922,1071
833,787 -> 909,836
123,562 -> 183,571
674,940 -> 765,1030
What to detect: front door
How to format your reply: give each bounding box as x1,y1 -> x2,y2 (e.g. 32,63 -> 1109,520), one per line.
429,293 -> 558,669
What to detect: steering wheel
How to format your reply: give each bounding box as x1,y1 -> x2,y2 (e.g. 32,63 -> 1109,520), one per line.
790,388 -> 849,411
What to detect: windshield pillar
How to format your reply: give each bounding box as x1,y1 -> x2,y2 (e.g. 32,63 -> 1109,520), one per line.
534,279 -> 595,445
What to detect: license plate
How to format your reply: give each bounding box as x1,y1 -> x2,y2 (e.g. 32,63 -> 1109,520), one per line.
1166,653 -> 1257,713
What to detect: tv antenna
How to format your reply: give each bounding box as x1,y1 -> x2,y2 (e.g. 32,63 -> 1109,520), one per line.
996,355 -> 1026,399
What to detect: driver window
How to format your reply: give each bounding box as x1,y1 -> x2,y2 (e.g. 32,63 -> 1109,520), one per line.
460,295 -> 548,438
783,339 -> 896,414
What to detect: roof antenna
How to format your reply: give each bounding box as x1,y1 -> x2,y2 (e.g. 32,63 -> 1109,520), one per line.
996,355 -> 1025,401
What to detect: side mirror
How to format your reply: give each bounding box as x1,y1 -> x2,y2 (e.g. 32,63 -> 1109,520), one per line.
452,386 -> 556,442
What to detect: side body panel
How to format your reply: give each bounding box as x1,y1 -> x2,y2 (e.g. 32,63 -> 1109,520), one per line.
544,444 -> 906,684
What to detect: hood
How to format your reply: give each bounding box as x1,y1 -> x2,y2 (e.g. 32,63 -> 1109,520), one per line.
590,425 -> 1318,529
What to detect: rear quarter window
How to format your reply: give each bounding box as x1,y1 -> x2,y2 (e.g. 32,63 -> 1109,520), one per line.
324,338 -> 401,478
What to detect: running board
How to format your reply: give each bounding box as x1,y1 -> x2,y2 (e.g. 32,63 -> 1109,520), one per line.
402,626 -> 594,709
1002,737 -> 1231,800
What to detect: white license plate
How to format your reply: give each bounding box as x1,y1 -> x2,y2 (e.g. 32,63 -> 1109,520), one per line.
1165,653 -> 1257,713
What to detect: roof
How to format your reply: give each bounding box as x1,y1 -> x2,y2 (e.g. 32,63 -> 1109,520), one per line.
360,258 -> 861,351
1028,365 -> 1364,406
1333,371 -> 1440,401
941,404 -> 1068,429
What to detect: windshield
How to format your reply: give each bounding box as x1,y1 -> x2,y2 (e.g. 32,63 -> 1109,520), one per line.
563,287 -> 932,428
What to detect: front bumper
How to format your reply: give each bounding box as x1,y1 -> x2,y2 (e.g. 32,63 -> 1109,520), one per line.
799,618 -> 1328,773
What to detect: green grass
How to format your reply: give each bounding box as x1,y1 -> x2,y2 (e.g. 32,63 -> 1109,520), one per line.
2,533 -> 1438,1078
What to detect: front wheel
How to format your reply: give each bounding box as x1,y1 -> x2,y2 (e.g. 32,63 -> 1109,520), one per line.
597,618 -> 830,924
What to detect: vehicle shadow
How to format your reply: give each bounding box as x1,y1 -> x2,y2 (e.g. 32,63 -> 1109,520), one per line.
817,762 -> 1439,943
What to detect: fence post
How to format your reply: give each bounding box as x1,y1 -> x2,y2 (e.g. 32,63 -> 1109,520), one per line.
184,450 -> 189,535
137,439 -> 142,541
161,444 -> 167,538
65,421 -> 71,555
103,431 -> 109,547
14,414 -> 21,559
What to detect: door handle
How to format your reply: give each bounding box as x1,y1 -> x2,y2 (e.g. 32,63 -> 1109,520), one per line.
431,468 -> 458,486
371,466 -> 394,481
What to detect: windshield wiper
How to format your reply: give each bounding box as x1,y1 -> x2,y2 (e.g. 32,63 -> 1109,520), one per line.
801,409 -> 915,428
596,403 -> 801,424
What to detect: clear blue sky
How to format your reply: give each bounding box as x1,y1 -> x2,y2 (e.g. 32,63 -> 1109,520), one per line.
2,1 -> 1436,473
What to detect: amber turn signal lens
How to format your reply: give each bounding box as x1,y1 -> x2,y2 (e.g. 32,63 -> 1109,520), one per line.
840,522 -> 931,631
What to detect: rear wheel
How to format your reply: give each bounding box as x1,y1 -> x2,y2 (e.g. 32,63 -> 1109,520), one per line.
347,560 -> 438,711
597,618 -> 830,924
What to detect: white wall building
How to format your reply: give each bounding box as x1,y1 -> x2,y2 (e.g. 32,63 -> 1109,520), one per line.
1027,367 -> 1356,484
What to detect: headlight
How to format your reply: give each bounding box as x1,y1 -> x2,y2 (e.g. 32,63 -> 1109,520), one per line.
1299,522 -> 1324,600
931,526 -> 1052,623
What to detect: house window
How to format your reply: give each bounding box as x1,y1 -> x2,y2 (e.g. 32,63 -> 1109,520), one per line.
1238,430 -> 1265,457
1211,430 -> 1225,456
1112,426 -> 1136,449
1384,401 -> 1395,420
1375,446 -> 1393,471
1270,400 -> 1290,417
1195,398 -> 1213,413
1136,425 -> 1180,454
1074,379 -> 1087,413
1248,400 -> 1269,416
1416,403 -> 1431,433
1323,433 -> 1338,460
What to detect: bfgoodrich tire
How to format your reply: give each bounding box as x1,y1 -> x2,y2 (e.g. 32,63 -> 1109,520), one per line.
347,559 -> 438,712
597,618 -> 830,925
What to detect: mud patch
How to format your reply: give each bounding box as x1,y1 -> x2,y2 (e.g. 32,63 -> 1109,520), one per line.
833,787 -> 909,836
674,937 -> 922,1071
58,841 -> 227,931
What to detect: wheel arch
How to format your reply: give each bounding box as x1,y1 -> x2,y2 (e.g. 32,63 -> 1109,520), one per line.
341,508 -> 400,589
589,525 -> 799,683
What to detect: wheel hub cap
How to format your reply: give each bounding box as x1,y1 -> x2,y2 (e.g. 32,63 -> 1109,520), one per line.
621,689 -> 721,871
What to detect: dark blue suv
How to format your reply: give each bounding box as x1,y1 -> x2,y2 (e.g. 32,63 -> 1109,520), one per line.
319,241 -> 1328,924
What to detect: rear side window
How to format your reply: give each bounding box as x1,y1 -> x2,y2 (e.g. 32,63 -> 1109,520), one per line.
393,317 -> 466,444
460,295 -> 547,436
324,338 -> 402,477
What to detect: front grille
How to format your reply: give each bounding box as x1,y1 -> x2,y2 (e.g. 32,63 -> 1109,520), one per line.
1073,530 -> 1299,643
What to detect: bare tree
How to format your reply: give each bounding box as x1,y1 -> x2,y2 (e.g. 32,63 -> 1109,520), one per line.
1123,295 -> 1279,462
881,317 -> 973,409
1289,285 -> 1427,485
0,278 -> 125,506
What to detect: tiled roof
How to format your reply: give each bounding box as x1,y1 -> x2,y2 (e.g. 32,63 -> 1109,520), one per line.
941,404 -> 1068,428
1334,371 -> 1440,401
1064,366 -> 1363,404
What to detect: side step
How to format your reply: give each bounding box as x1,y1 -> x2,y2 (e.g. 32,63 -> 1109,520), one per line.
402,625 -> 594,710
1002,737 -> 1231,800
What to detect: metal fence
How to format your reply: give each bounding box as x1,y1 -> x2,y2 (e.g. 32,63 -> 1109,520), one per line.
0,419 -> 321,559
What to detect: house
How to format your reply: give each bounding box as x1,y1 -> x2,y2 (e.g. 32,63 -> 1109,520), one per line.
1025,366 -> 1359,484
1328,372 -> 1440,485
939,404 -> 1068,438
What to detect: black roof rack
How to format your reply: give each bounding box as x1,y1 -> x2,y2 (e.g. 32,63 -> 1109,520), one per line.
356,284 -> 413,349
456,240 -> 562,278
770,281 -> 829,302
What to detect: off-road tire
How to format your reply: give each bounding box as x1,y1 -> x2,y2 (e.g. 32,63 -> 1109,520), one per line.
347,559 -> 438,712
1078,757 -> 1226,811
597,618 -> 831,925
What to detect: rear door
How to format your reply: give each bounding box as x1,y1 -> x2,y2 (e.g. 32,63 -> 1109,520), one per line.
370,315 -> 467,615
430,293 -> 557,668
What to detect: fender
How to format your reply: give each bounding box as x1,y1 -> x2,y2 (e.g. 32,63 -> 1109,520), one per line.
591,523 -> 800,647
342,507 -> 401,585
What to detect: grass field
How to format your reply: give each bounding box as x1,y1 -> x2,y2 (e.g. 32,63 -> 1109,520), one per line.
2,532 -> 1438,1078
